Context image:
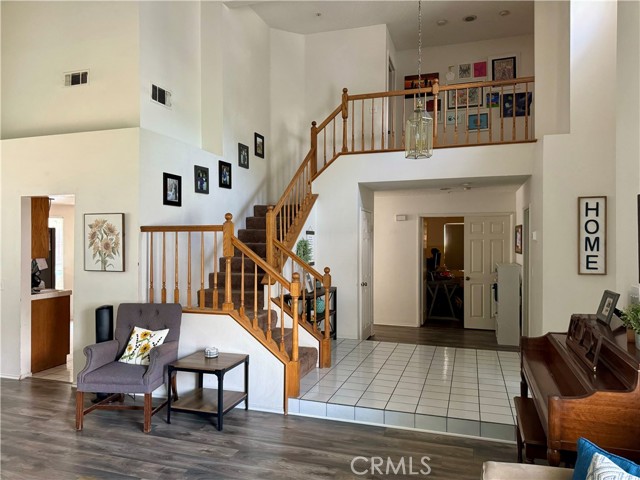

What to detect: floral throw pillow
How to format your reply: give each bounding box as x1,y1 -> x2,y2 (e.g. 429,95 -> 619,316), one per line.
118,326 -> 169,365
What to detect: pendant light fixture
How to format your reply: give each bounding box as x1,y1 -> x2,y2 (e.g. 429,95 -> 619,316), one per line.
406,0 -> 433,159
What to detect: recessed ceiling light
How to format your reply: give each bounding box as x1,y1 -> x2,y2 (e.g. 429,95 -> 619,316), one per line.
440,187 -> 452,191
463,15 -> 477,22
315,12 -> 322,17
499,10 -> 511,17
436,19 -> 448,26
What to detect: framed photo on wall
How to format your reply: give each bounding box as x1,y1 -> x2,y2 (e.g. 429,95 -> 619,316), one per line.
468,113 -> 489,131
84,213 -> 125,272
254,133 -> 265,158
194,165 -> 209,194
238,143 -> 249,169
163,172 -> 182,207
514,224 -> 523,254
219,161 -> 232,189
492,56 -> 517,81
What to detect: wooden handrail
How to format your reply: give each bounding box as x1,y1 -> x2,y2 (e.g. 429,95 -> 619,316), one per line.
231,237 -> 291,289
141,225 -> 223,232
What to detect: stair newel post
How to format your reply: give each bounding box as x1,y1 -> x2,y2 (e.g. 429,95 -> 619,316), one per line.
431,78 -> 440,147
341,88 -> 349,153
310,121 -> 318,178
286,273 -> 301,400
222,213 -> 235,311
266,206 -> 275,269
290,273 -> 301,364
320,267 -> 332,368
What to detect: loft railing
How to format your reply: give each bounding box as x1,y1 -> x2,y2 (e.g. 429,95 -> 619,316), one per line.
266,77 -> 535,282
140,215 -> 303,399
312,76 -> 535,177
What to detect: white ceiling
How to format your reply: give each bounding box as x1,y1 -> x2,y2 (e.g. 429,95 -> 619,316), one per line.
231,1 -> 534,51
361,174 -> 530,192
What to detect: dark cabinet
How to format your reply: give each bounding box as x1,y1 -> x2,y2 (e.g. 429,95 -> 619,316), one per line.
31,197 -> 50,259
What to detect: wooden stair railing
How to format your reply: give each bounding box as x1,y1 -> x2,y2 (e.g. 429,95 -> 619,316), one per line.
140,214 -> 306,407
310,76 -> 536,179
272,238 -> 332,368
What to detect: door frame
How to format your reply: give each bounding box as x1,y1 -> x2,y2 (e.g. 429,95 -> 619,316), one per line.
358,208 -> 374,340
522,206 -> 530,337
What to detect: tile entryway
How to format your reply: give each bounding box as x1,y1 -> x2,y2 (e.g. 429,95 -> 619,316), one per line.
290,339 -> 520,441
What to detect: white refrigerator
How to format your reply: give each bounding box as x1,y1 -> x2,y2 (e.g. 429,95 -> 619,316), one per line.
495,263 -> 522,346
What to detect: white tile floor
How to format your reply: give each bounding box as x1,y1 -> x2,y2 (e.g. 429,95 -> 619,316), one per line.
291,339 -> 521,441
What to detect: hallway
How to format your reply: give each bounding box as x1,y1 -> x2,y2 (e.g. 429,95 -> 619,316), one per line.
292,339 -> 520,441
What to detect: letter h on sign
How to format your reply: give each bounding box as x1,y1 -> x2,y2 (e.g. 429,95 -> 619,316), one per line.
578,196 -> 606,275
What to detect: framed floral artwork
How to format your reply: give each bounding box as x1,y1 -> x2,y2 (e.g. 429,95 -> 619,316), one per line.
84,213 -> 125,272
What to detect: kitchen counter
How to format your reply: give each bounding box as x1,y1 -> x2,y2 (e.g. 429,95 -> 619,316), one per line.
31,289 -> 72,300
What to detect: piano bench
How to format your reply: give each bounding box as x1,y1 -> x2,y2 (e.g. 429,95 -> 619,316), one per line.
515,397 -> 548,463
482,462 -> 573,480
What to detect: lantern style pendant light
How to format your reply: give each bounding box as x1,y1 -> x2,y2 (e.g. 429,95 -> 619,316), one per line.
406,0 -> 433,159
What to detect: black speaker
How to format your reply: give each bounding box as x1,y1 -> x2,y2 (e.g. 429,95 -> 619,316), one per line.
95,305 -> 114,343
94,305 -> 114,402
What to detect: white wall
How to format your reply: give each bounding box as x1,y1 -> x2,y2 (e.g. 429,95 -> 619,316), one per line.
615,0 -> 640,306
49,203 -> 75,297
221,5 -> 271,219
1,1 -> 140,140
178,313 -> 284,413
374,188 -> 516,327
305,25 -> 389,125
269,29 -> 307,203
394,34 -> 534,89
139,2 -> 202,147
528,1 -> 620,335
201,1 -> 224,156
313,143 -> 535,339
1,128 -> 140,378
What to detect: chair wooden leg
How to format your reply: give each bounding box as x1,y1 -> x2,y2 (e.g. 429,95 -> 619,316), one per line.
143,393 -> 152,433
75,391 -> 84,431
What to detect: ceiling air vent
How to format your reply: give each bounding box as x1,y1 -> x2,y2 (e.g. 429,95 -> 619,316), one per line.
151,84 -> 172,108
64,70 -> 89,87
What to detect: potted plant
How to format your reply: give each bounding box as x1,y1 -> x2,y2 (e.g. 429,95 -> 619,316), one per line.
295,239 -> 312,264
620,303 -> 640,347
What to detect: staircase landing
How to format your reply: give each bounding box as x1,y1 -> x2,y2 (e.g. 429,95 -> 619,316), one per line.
289,338 -> 520,442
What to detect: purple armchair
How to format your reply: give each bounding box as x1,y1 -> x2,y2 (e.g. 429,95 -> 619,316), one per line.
75,303 -> 182,433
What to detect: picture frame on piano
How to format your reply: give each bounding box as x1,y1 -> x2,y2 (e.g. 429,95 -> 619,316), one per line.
596,290 -> 620,326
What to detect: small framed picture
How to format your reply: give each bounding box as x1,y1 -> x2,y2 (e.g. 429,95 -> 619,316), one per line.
218,161 -> 232,189
163,172 -> 182,207
458,63 -> 472,80
473,61 -> 487,78
502,92 -> 533,118
194,165 -> 209,194
446,110 -> 466,125
492,56 -> 517,81
238,143 -> 249,169
468,113 -> 489,131
84,213 -> 125,272
254,133 -> 265,158
596,290 -> 620,326
305,273 -> 315,293
447,87 -> 483,109
514,224 -> 523,254
486,92 -> 500,108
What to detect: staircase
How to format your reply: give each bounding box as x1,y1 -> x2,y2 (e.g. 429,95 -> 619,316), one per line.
200,205 -> 318,379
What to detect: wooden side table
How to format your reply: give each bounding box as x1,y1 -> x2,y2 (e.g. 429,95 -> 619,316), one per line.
166,352 -> 249,431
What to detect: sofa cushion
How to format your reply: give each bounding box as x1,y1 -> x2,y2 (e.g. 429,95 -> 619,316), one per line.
587,453 -> 640,480
573,438 -> 640,480
482,461 -> 573,480
118,326 -> 169,365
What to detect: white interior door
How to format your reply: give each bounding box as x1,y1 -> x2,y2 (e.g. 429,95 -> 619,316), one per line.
464,215 -> 510,330
359,209 -> 374,339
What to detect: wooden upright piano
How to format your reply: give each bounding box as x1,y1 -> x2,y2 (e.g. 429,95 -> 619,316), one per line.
516,314 -> 640,466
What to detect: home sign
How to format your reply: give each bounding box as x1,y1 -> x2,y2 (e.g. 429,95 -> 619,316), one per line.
578,196 -> 606,274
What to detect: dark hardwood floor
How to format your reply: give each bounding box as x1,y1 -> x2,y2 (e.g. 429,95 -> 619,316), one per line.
371,324 -> 519,352
1,378 -> 515,479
